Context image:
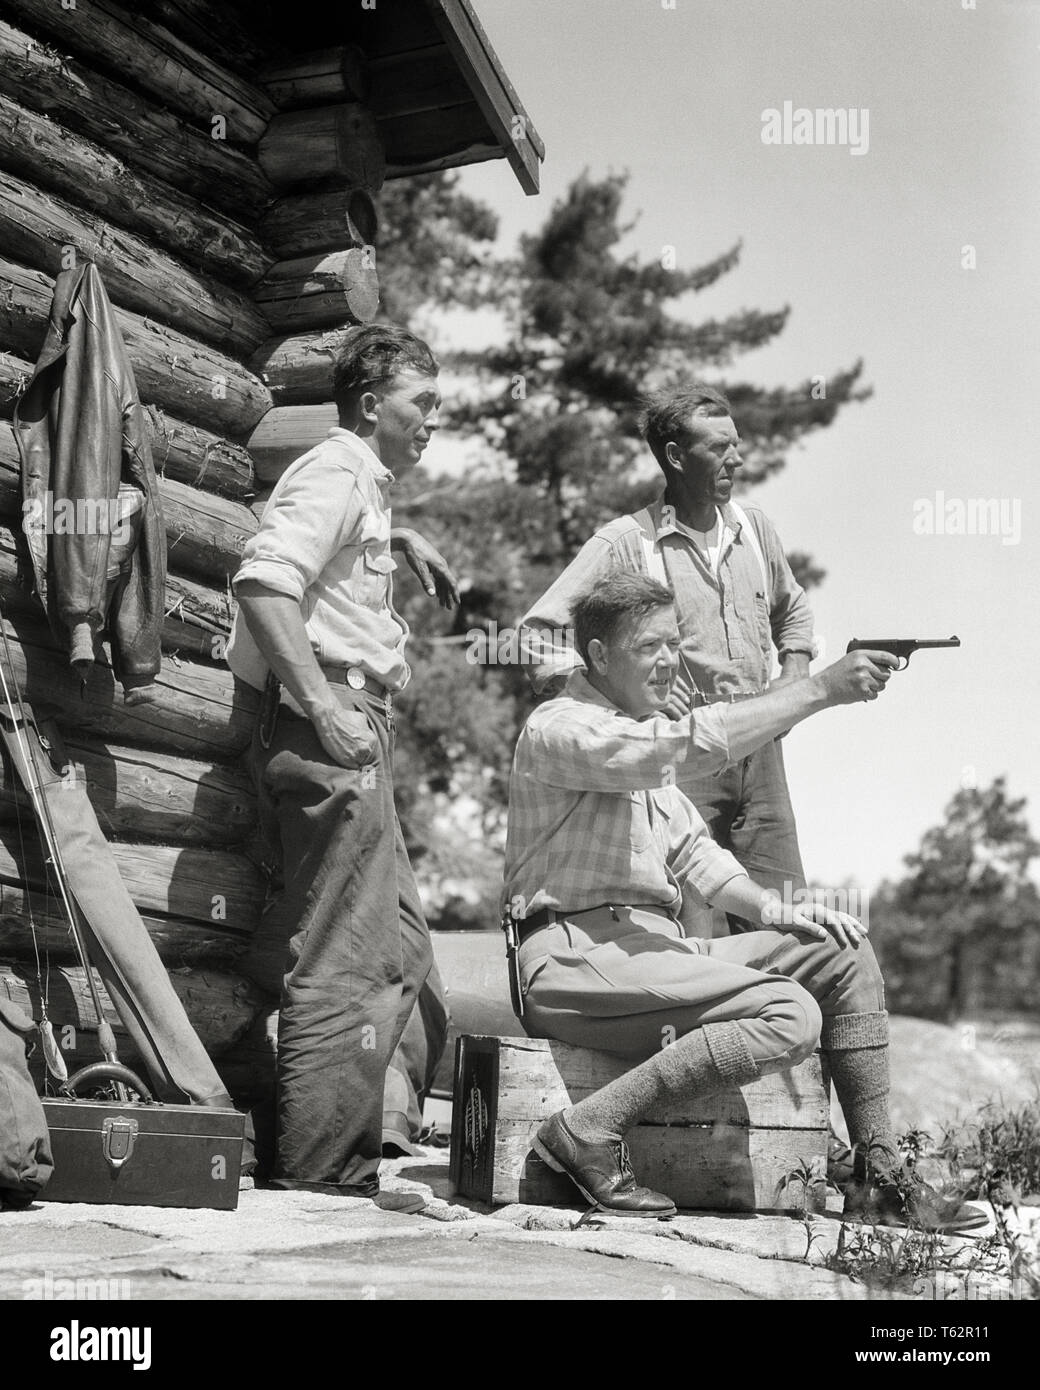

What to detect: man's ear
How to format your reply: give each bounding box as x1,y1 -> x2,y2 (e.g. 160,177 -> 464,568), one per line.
663,440 -> 684,472
358,389 -> 381,426
586,638 -> 609,675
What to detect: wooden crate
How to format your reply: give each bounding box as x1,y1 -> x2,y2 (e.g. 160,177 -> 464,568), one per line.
449,1034 -> 828,1212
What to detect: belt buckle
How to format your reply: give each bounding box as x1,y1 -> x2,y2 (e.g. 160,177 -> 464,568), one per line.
346,666 -> 367,691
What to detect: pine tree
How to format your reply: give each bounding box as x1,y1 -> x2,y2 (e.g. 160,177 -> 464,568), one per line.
871,778 -> 1040,1019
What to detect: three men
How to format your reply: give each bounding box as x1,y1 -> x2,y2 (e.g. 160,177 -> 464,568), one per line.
227,324 -> 453,1205
505,573 -> 978,1230
521,384 -> 814,919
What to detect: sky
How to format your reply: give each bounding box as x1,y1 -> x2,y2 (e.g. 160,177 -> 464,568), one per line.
430,0 -> 1040,894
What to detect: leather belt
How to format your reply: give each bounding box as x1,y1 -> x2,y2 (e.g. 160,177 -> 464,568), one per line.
514,903 -> 681,944
319,664 -> 391,701
514,908 -> 557,943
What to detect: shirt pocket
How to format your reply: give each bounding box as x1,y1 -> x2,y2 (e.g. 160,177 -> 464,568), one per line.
749,585 -> 772,655
626,790 -> 653,853
357,545 -> 396,610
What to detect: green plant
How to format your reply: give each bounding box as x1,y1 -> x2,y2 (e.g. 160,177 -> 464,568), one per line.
779,1157 -> 830,1263
816,1116 -> 1040,1298
936,1091 -> 1040,1205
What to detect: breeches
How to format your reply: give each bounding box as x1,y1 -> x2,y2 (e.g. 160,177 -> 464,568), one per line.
519,904 -> 884,1075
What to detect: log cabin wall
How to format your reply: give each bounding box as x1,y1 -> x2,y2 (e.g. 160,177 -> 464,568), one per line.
0,0 -> 541,1093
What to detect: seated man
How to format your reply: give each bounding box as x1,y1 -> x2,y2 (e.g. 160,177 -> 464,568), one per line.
503,572 -> 979,1230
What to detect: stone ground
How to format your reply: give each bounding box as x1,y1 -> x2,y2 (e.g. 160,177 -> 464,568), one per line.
0,1148 -> 1006,1304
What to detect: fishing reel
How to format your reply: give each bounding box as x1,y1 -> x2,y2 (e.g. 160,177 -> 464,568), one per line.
58,1062 -> 154,1105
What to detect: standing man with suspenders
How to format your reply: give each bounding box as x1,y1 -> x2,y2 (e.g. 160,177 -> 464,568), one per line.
520,384 -> 815,926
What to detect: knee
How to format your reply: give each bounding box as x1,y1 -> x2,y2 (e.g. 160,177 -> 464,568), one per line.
767,984 -> 822,1067
841,938 -> 886,1013
811,935 -> 885,1015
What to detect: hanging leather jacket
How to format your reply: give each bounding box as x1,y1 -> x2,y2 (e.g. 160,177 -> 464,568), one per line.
14,261 -> 165,694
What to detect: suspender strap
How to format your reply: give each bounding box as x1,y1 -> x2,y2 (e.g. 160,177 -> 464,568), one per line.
728,501 -> 769,591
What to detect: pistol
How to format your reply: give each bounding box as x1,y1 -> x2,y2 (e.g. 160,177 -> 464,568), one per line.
846,636 -> 961,671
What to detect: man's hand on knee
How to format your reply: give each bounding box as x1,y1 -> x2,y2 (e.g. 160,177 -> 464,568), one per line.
788,899 -> 868,949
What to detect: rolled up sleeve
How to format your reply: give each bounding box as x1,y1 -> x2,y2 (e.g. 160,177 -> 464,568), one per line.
757,514 -> 815,657
233,454 -> 365,602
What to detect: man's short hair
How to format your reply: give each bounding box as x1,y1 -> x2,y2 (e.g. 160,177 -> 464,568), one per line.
332,324 -> 439,409
640,383 -> 732,468
572,572 -> 675,664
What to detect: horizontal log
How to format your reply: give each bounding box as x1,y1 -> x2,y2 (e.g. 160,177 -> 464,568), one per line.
0,20 -> 272,221
0,530 -> 212,663
0,737 -> 256,847
0,171 -> 269,357
250,329 -> 350,407
0,964 -> 263,1071
0,94 -> 271,289
0,425 -> 257,585
145,408 -> 255,503
0,350 -> 31,416
368,46 -> 472,122
0,612 -> 258,758
259,44 -> 370,109
259,105 -> 386,190
0,522 -> 235,652
164,571 -> 235,636
0,829 -> 263,933
162,616 -> 226,662
5,0 -> 276,145
0,746 -> 253,849
247,405 -> 339,483
260,187 -> 379,261
0,883 -> 249,965
0,367 -> 255,502
158,476 -> 258,585
253,250 -> 379,334
0,256 -> 272,437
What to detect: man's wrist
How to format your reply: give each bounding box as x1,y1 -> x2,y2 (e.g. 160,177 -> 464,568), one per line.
779,650 -> 812,676
300,685 -> 336,721
806,672 -> 834,711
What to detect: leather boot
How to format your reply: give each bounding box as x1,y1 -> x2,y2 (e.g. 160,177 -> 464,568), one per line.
532,1111 -> 677,1219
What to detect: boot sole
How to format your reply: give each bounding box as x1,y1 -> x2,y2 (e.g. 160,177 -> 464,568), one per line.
531,1134 -> 677,1220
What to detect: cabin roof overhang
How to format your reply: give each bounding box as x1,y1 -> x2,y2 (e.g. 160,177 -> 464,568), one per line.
278,0 -> 544,193
421,0 -> 544,193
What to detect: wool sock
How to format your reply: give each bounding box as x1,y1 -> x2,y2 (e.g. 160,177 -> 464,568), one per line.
562,1021 -> 759,1143
821,1011 -> 900,1174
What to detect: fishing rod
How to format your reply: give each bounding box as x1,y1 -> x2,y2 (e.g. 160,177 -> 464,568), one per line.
0,606 -> 124,1084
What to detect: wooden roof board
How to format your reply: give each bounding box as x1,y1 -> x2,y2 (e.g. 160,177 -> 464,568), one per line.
422,0 -> 543,193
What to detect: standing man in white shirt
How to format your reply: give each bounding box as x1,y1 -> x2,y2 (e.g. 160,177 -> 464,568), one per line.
520,384 -> 816,927
226,324 -> 455,1206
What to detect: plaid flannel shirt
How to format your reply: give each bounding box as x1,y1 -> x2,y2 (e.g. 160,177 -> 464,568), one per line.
504,674 -> 749,918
